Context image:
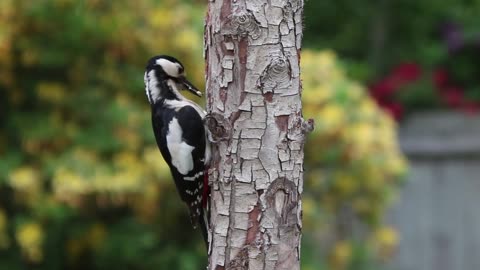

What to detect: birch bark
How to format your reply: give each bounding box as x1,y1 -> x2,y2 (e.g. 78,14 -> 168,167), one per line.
204,1 -> 309,269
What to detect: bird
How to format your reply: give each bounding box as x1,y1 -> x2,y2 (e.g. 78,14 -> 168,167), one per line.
144,55 -> 211,246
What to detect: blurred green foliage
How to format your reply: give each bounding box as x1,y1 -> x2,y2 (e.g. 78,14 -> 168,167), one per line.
0,0 -> 406,269
304,0 -> 480,121
304,0 -> 480,79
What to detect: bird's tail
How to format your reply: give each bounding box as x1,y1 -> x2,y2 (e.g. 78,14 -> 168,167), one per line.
198,207 -> 209,249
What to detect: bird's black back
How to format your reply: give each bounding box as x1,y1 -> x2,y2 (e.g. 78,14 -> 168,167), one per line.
151,101 -> 207,225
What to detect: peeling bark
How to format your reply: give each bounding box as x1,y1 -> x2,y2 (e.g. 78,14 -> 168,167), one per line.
204,1 -> 307,269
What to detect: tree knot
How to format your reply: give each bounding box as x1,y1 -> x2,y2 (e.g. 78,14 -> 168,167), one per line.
205,112 -> 232,142
229,9 -> 260,39
265,177 -> 298,224
301,118 -> 315,134
258,55 -> 292,95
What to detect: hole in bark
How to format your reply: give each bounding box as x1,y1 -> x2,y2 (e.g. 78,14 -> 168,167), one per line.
205,112 -> 232,141
275,115 -> 289,132
263,92 -> 273,102
302,118 -> 315,134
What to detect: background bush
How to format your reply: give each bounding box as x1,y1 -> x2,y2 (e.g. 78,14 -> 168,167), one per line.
304,0 -> 480,119
0,1 -> 406,269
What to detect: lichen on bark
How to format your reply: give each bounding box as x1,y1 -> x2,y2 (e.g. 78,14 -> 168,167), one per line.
204,0 -> 306,269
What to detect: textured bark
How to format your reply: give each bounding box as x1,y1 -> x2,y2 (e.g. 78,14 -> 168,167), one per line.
204,1 -> 308,269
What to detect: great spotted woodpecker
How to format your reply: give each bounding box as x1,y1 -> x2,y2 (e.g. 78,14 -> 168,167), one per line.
144,55 -> 210,245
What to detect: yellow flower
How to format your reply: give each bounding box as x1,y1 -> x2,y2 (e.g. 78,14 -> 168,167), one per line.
386,156 -> 408,177
111,170 -> 144,192
373,226 -> 399,259
302,85 -> 332,106
357,99 -> 378,119
143,146 -> 170,178
317,50 -> 337,67
345,122 -> 374,158
148,9 -> 173,29
91,170 -> 113,192
333,173 -> 357,196
301,49 -> 407,266
174,29 -> 201,52
363,171 -> 383,192
8,166 -> 41,193
317,104 -> 345,131
53,167 -> 91,196
113,151 -> 138,169
302,197 -> 315,218
0,0 -> 14,18
16,222 -> 44,263
330,240 -> 352,269
72,148 -> 99,163
374,227 -> 399,247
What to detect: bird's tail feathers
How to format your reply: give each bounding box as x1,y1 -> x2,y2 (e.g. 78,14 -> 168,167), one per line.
198,207 -> 210,250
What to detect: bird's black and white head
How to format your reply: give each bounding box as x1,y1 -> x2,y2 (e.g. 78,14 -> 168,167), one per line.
144,55 -> 202,104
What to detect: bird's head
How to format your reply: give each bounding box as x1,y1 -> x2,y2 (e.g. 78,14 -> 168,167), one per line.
144,55 -> 202,104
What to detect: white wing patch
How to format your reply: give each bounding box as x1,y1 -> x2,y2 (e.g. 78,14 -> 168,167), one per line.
166,117 -> 195,175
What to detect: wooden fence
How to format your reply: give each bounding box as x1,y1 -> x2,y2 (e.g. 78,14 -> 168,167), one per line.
388,111 -> 480,270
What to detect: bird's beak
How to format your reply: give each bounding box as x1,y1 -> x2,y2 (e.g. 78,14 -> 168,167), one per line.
179,76 -> 202,97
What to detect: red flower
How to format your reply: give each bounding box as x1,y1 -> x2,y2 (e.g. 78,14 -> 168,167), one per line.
433,69 -> 449,89
370,78 -> 397,99
460,101 -> 480,114
392,62 -> 422,82
386,102 -> 404,120
369,62 -> 479,121
376,100 -> 404,120
441,87 -> 465,107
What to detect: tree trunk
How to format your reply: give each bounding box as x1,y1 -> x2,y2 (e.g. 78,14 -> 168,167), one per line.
204,0 -> 308,269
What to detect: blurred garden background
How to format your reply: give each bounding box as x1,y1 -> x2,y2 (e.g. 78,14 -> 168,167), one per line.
0,0 -> 478,269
